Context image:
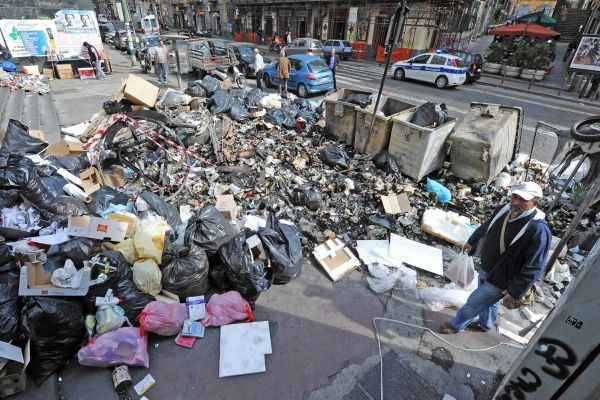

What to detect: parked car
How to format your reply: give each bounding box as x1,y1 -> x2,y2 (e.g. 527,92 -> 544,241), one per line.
99,22 -> 116,44
226,43 -> 271,77
391,52 -> 467,89
442,49 -> 482,83
114,30 -> 140,51
284,38 -> 323,57
322,40 -> 353,60
262,54 -> 333,97
136,34 -> 161,73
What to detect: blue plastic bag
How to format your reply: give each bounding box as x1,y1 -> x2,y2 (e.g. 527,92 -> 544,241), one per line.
426,178 -> 451,204
1,61 -> 16,73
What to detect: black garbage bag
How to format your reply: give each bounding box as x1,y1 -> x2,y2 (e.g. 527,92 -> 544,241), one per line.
185,80 -> 208,98
88,186 -> 129,216
0,155 -> 56,210
84,251 -> 153,323
45,155 -> 90,174
209,263 -> 231,292
159,89 -> 190,108
47,238 -> 102,268
340,93 -> 372,108
319,146 -> 349,169
103,99 -> 133,115
0,269 -> 19,343
0,189 -> 20,208
258,214 -> 303,285
373,151 -> 400,175
2,119 -> 47,155
209,90 -> 234,114
161,244 -> 210,298
291,186 -> 322,211
230,98 -> 250,121
0,244 -> 15,271
200,75 -> 221,96
40,175 -> 67,198
52,195 -> 89,216
140,191 -> 182,229
20,297 -> 85,384
218,230 -> 272,302
246,88 -> 265,107
410,102 -> 439,127
185,206 -> 236,255
265,108 -> 297,128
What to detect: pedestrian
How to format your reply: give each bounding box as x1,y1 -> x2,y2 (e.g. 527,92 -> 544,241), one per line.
307,47 -> 314,57
82,41 -> 106,80
440,182 -> 551,334
153,39 -> 169,85
327,48 -> 339,90
286,30 -> 292,45
253,48 -> 265,90
278,49 -> 291,97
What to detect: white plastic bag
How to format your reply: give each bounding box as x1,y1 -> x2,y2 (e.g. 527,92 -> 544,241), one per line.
96,304 -> 128,335
132,259 -> 162,296
366,263 -> 400,293
51,259 -> 83,288
445,253 -> 475,288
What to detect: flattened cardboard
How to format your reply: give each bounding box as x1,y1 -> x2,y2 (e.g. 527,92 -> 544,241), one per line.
313,238 -> 361,282
381,193 -> 412,215
19,266 -> 92,296
26,262 -> 51,288
123,74 -> 159,108
67,216 -> 128,242
107,212 -> 138,238
215,194 -> 239,220
80,167 -> 102,195
46,140 -> 85,157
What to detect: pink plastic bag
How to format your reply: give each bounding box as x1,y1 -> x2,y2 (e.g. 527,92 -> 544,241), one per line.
202,291 -> 255,327
139,301 -> 187,336
78,327 -> 149,368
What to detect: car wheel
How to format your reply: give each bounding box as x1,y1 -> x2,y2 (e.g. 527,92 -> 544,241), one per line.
435,75 -> 448,89
393,68 -> 405,81
264,74 -> 272,88
298,83 -> 308,98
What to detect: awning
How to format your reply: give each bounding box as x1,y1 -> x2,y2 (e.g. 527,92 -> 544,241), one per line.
489,23 -> 560,39
515,11 -> 557,27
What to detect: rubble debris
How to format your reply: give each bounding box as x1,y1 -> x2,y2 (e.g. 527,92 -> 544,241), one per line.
0,70 -> 50,95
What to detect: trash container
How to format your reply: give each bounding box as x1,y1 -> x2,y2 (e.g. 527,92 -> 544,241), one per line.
324,88 -> 372,146
449,103 -> 522,183
354,96 -> 415,156
388,110 -> 457,182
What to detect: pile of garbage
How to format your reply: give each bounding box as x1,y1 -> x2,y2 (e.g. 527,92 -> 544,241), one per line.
0,67 -> 50,95
0,74 -> 596,396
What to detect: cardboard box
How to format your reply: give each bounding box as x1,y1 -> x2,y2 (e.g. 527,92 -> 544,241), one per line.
67,216 -> 128,242
0,340 -> 30,398
18,265 -> 92,296
80,167 -> 102,195
43,67 -> 54,80
55,64 -> 74,80
46,140 -> 85,157
107,212 -> 138,238
26,262 -> 51,288
78,67 -> 95,80
123,74 -> 159,108
22,65 -> 39,75
29,129 -> 46,141
215,195 -> 239,220
312,239 -> 361,282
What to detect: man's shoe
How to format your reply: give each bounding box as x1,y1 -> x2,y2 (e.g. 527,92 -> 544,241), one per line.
439,322 -> 458,334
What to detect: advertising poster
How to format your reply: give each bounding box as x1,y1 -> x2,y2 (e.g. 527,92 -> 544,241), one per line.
570,35 -> 600,74
0,20 -> 58,58
54,9 -> 103,59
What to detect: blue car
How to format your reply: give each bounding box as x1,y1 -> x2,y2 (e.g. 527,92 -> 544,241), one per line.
262,54 -> 334,97
322,40 -> 353,60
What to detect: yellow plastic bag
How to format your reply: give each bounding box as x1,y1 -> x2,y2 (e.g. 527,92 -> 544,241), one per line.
132,259 -> 162,296
115,239 -> 138,264
134,216 -> 170,264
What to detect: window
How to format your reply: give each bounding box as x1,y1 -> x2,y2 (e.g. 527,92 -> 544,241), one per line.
325,41 -> 333,46
296,40 -> 306,47
308,59 -> 328,73
343,41 -> 351,47
312,40 -> 322,48
411,54 -> 430,64
430,55 -> 447,65
446,57 -> 465,67
291,60 -> 303,71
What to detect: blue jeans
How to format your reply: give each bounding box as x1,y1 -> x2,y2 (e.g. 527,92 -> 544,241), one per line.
450,270 -> 504,332
156,63 -> 167,83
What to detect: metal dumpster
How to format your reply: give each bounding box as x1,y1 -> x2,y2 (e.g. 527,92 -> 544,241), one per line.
449,103 -> 523,183
388,110 -> 457,182
324,88 -> 372,145
354,97 -> 416,156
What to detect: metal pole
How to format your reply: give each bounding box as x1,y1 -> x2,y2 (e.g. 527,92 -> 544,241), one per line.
544,176 -> 600,275
121,0 -> 137,66
547,155 -> 587,211
525,123 -> 540,178
366,2 -> 408,146
174,39 -> 183,88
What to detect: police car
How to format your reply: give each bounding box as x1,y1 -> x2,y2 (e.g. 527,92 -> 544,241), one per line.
391,52 -> 467,89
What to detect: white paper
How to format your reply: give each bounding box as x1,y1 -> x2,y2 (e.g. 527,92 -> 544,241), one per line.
0,341 -> 24,364
29,230 -> 71,246
219,321 -> 271,378
388,234 -> 443,276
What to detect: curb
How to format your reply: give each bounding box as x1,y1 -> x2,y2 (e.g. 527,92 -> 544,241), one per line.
477,80 -> 600,109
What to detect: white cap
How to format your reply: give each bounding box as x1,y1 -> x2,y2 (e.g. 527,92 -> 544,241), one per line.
511,181 -> 543,201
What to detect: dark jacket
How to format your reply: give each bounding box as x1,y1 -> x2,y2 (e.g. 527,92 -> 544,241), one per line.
467,204 -> 551,299
86,44 -> 100,63
327,54 -> 339,71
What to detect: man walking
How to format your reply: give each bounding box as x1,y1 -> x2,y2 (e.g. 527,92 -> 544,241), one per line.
82,41 -> 105,80
153,39 -> 169,85
440,182 -> 551,334
327,48 -> 339,90
278,49 -> 291,97
253,48 -> 265,90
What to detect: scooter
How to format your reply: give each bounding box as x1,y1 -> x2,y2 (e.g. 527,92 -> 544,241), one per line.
206,65 -> 246,89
